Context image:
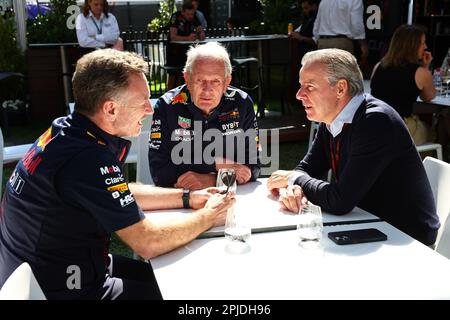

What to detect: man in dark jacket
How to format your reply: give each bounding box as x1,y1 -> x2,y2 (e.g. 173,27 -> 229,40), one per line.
149,42 -> 260,190
0,49 -> 234,299
267,49 -> 439,246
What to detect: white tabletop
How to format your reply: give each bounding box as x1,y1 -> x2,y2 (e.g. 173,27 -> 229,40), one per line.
151,221 -> 450,299
145,179 -> 379,238
417,94 -> 450,107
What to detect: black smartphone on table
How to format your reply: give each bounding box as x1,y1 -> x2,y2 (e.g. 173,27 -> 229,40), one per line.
328,228 -> 387,245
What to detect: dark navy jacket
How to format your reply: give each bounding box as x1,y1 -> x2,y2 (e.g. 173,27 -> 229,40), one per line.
149,85 -> 260,187
0,112 -> 144,299
294,94 -> 439,245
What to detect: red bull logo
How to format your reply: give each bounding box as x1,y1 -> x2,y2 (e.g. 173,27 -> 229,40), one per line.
171,92 -> 188,105
37,127 -> 52,150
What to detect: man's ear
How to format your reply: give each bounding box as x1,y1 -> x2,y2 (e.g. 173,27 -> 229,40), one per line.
102,100 -> 119,122
224,76 -> 232,92
336,79 -> 348,98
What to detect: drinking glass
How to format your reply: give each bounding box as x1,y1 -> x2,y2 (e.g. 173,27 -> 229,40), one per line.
297,202 -> 323,248
216,168 -> 237,194
224,205 -> 252,244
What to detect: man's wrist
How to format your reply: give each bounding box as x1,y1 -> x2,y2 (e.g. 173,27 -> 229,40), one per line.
182,189 -> 190,209
288,171 -> 304,186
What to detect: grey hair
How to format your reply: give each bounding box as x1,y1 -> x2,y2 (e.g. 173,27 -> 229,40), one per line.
72,49 -> 148,116
183,42 -> 232,79
301,49 -> 364,96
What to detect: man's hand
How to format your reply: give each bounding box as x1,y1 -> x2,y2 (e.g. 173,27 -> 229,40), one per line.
267,170 -> 294,196
187,33 -> 197,41
202,192 -> 236,227
175,171 -> 216,190
216,161 -> 252,185
189,187 -> 220,210
278,185 -> 308,213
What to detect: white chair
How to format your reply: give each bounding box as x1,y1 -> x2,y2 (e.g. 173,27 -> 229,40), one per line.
0,262 -> 46,300
3,143 -> 33,164
423,156 -> 450,257
1,128 -> 33,195
416,142 -> 443,160
0,128 -> 3,195
437,214 -> 450,259
136,130 -> 153,185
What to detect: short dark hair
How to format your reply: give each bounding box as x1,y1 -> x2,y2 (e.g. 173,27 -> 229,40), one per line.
72,49 -> 148,116
182,1 -> 194,11
301,0 -> 319,6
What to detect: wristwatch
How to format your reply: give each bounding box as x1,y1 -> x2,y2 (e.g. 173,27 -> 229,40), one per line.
182,189 -> 190,209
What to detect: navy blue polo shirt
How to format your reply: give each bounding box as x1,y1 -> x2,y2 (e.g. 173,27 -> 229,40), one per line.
148,85 -> 261,187
0,112 -> 144,299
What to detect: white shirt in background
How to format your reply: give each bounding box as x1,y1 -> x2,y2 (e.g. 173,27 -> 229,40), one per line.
76,11 -> 120,48
313,0 -> 365,42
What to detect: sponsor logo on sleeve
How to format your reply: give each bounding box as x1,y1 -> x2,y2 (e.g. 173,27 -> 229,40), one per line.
100,165 -> 121,175
171,92 -> 188,105
107,182 -> 129,193
37,127 -> 52,151
9,169 -> 25,195
151,132 -> 162,139
119,194 -> 135,207
105,174 -> 125,185
111,191 -> 120,199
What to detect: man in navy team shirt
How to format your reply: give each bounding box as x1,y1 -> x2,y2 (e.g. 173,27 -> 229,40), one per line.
0,49 -> 234,299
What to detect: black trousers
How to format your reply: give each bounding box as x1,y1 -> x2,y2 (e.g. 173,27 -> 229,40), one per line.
100,254 -> 163,300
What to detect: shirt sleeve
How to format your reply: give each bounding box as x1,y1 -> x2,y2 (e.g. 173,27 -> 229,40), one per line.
294,112 -> 394,214
55,146 -> 144,233
240,96 -> 261,181
76,14 -> 105,48
99,14 -> 120,44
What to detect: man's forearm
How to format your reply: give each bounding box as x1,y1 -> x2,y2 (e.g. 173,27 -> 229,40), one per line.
129,183 -> 183,211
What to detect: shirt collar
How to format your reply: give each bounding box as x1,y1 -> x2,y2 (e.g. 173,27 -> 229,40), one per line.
89,11 -> 104,21
327,94 -> 364,137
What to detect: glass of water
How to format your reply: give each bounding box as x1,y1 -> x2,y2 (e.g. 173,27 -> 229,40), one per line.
224,206 -> 251,243
297,202 -> 323,248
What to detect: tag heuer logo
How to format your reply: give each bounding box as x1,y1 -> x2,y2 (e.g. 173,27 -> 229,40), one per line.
178,116 -> 191,129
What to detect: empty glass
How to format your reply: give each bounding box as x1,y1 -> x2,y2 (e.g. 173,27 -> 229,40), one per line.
297,202 -> 323,248
216,169 -> 252,244
216,168 -> 237,194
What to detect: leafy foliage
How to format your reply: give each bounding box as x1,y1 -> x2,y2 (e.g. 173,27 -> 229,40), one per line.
148,0 -> 176,31
249,0 -> 301,34
0,14 -> 25,102
27,0 -> 77,43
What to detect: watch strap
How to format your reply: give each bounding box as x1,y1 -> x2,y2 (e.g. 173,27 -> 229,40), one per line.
182,189 -> 190,209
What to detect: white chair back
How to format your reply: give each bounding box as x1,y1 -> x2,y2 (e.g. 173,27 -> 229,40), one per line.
0,262 -> 46,300
423,156 -> 450,256
136,130 -> 154,185
0,128 -> 3,196
437,214 -> 450,259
